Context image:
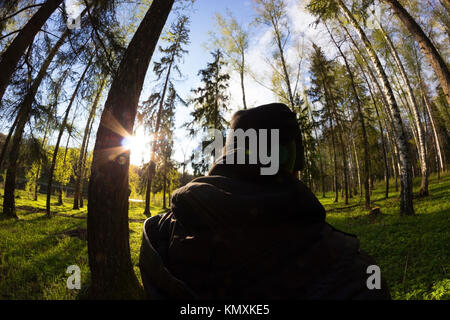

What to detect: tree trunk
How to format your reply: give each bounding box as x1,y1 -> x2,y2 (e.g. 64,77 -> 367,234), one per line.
416,62 -> 446,174
143,46 -> 177,216
330,120 -> 339,203
352,40 -> 399,196
338,0 -> 414,215
33,167 -> 40,201
273,23 -> 294,109
57,118 -> 75,206
2,107 -> 29,218
353,43 -> 401,197
46,56 -> 92,216
319,151 -> 326,198
386,122 -> 401,192
338,126 -> 349,205
87,0 -> 174,299
79,114 -> 96,209
352,138 -> 362,197
57,185 -> 63,206
312,113 -> 325,198
366,73 -> 390,199
347,144 -> 354,199
143,163 -> 153,216
73,78 -> 106,209
327,24 -> 370,208
162,169 -> 167,209
240,52 -> 247,109
323,77 -> 348,204
423,95 -> 444,173
2,29 -> 68,218
0,114 -> 19,169
34,118 -> 52,201
168,180 -> 172,208
0,0 -> 64,105
379,22 -> 428,196
382,0 -> 450,106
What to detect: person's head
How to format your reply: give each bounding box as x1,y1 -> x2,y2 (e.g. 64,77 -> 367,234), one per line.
226,103 -> 304,175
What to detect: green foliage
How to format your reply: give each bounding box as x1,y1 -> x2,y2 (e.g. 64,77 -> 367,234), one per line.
24,162 -> 39,198
189,49 -> 230,133
187,49 -> 230,174
129,165 -> 142,199
47,147 -> 74,186
305,0 -> 340,24
210,10 -> 249,75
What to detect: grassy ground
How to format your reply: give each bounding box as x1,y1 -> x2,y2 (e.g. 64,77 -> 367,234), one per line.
322,173 -> 450,300
0,174 -> 448,300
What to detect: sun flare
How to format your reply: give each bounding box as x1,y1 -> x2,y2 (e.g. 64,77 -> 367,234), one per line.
121,128 -> 150,165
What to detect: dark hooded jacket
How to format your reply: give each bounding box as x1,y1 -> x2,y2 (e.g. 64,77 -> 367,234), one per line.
138,159 -> 391,300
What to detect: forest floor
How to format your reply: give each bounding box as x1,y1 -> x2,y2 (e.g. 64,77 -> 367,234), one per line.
0,173 -> 448,300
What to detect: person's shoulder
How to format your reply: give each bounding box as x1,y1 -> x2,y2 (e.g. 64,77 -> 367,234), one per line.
321,223 -> 360,256
144,211 -> 175,243
315,223 -> 391,299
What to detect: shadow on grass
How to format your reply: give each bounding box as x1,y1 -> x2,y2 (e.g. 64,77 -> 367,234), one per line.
0,222 -> 89,299
15,205 -> 46,215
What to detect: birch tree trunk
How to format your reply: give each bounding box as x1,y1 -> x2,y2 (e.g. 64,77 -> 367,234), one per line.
423,95 -> 444,173
361,66 -> 390,199
338,0 -> 414,215
382,0 -> 450,106
379,23 -> 428,195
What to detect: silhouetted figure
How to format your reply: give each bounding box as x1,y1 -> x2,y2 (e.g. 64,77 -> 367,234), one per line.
139,103 -> 391,299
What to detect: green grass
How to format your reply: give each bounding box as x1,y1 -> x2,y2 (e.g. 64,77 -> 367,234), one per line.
0,174 -> 448,300
321,173 -> 450,300
0,192 -> 165,299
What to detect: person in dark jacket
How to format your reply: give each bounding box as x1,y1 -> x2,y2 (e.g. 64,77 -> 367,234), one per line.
139,103 -> 391,299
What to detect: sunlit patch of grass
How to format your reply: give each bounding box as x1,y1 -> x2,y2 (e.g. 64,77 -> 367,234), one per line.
0,190 -> 165,299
